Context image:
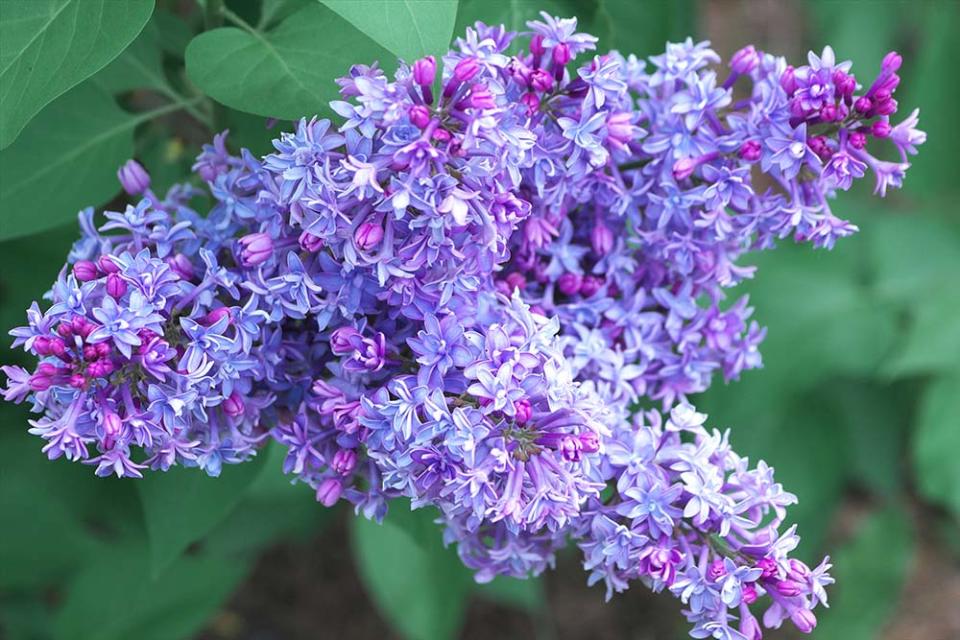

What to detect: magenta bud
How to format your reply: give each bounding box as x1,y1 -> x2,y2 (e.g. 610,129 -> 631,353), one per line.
707,559 -> 727,581
316,478 -> 343,507
529,68 -> 553,92
354,221 -> 384,251
739,140 -> 762,162
580,275 -> 603,298
559,435 -> 582,462
167,253 -> 194,280
514,398 -> 532,424
330,326 -> 362,355
222,391 -> 245,417
849,131 -> 867,149
117,159 -> 151,196
57,322 -> 74,338
238,232 -> 273,267
520,92 -> 540,115
730,45 -> 759,74
742,583 -> 758,605
467,84 -> 496,109
83,345 -> 98,360
882,51 -> 902,72
72,316 -> 92,338
876,98 -> 898,116
557,272 -> 583,296
332,449 -> 358,475
872,120 -> 891,138
606,112 -> 634,148
530,34 -> 545,57
757,557 -> 778,579
73,260 -> 99,282
775,580 -> 803,597
819,103 -> 839,122
33,337 -> 52,356
103,411 -> 122,436
29,374 -> 53,391
591,220 -> 615,255
96,342 -> 111,357
298,231 -> 324,252
854,96 -> 872,113
409,104 -> 431,128
504,272 -> 526,292
454,57 -> 480,82
48,337 -> 66,357
552,43 -> 571,66
69,374 -> 87,389
579,431 -> 600,453
790,609 -> 817,634
672,157 -> 698,181
97,255 -> 120,274
106,273 -> 127,298
412,55 -> 436,86
204,307 -> 232,325
780,66 -> 797,95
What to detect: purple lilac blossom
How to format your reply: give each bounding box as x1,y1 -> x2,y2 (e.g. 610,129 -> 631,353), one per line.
2,13 -> 925,639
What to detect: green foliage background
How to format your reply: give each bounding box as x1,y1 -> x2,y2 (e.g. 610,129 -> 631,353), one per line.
0,1 -> 957,639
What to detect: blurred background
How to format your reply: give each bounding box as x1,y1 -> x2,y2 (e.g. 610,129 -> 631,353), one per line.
1,1 -> 958,639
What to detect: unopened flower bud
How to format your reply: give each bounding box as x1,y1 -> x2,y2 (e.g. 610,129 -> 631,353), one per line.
73,260 -> 99,282
872,120 -> 891,138
579,275 -> 603,298
222,391 -> 245,417
552,43 -> 571,66
316,478 -> 343,506
557,272 -> 583,296
412,55 -> 436,86
739,140 -> 762,162
355,221 -> 384,251
298,231 -> 324,252
106,273 -> 127,298
790,609 -> 817,634
514,398 -> 532,424
591,222 -> 614,255
882,50 -> 902,72
730,45 -> 759,74
454,57 -> 480,82
97,255 -> 120,274
167,253 -> 194,280
529,68 -> 553,92
117,159 -> 151,196
854,96 -> 872,114
238,232 -> 274,267
409,104 -> 431,128
330,326 -> 362,355
332,449 -> 358,475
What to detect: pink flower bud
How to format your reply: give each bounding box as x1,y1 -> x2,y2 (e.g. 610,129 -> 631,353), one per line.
557,272 -> 583,296
529,68 -> 553,92
298,231 -> 324,252
222,391 -> 245,417
167,253 -> 194,280
514,398 -> 532,424
330,326 -> 362,355
106,273 -> 127,298
504,272 -> 526,293
29,373 -> 53,391
48,337 -> 66,358
33,337 -> 52,356
73,260 -> 99,282
730,45 -> 759,74
238,232 -> 274,267
790,609 -> 817,634
316,478 -> 343,507
354,221 -> 384,251
453,57 -> 480,82
530,34 -> 545,57
672,157 -> 698,181
520,92 -> 540,115
117,159 -> 151,196
72,316 -> 92,338
69,374 -> 87,389
580,275 -> 603,298
849,131 -> 867,149
412,55 -> 436,86
96,342 -> 111,357
872,120 -> 892,138
466,84 -> 496,109
882,51 -> 902,72
97,255 -> 120,274
579,431 -> 600,453
204,307 -> 232,326
332,449 -> 358,475
780,66 -> 797,95
854,96 -> 872,113
409,104 -> 431,128
552,43 -> 571,66
739,140 -> 762,162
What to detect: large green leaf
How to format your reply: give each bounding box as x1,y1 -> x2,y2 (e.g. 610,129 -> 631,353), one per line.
913,374 -> 960,518
319,0 -> 458,62
136,452 -> 268,576
94,20 -> 170,95
185,4 -> 391,121
815,507 -> 914,640
0,0 -> 154,149
351,503 -> 473,640
54,543 -> 249,640
1,83 -> 132,240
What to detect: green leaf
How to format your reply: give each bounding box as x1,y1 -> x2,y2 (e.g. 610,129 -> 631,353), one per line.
815,507 -> 914,640
913,374 -> 960,518
0,83 -> 133,241
94,20 -> 170,95
319,0 -> 458,61
54,543 -> 249,640
0,0 -> 154,149
136,452 -> 268,577
185,4 -> 391,121
884,287 -> 960,377
475,575 -> 545,612
351,503 -> 473,640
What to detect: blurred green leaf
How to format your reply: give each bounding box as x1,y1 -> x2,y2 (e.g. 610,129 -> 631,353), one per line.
742,244 -> 895,389
0,0 -> 154,149
54,543 -> 249,640
185,4 -> 391,121
884,288 -> 960,378
136,452 -> 268,577
867,212 -> 960,306
913,374 -> 960,518
816,507 -> 914,640
94,21 -> 171,95
319,0 -> 458,62
475,575 -> 545,612
594,0 -> 695,51
351,503 -> 473,640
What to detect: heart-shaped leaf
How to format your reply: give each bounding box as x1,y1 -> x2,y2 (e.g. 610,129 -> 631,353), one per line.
0,0 -> 154,149
186,4 -> 391,121
319,0 -> 458,62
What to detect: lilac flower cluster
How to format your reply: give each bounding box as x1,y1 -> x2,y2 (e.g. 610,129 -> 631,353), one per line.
3,13 -> 925,638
